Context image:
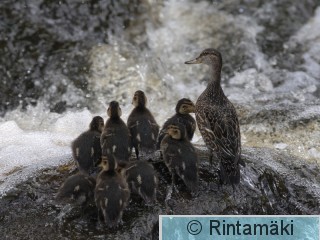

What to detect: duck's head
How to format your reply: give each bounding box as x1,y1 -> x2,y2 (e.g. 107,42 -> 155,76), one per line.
90,116 -> 104,133
99,155 -> 118,171
107,101 -> 122,118
176,98 -> 195,114
132,90 -> 147,108
185,48 -> 222,67
167,123 -> 186,140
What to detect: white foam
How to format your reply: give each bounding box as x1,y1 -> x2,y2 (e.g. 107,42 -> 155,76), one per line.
0,107 -> 107,195
1,1 -> 320,196
294,7 -> 320,43
292,6 -> 320,80
146,0 -> 268,79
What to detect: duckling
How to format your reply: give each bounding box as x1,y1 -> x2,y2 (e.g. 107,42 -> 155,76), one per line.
120,160 -> 158,204
56,173 -> 96,205
157,98 -> 196,149
95,155 -> 130,228
185,48 -> 244,186
160,123 -> 199,192
72,116 -> 104,175
101,101 -> 131,162
127,90 -> 159,159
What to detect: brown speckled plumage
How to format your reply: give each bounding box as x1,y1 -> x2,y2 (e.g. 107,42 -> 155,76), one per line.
185,48 -> 242,185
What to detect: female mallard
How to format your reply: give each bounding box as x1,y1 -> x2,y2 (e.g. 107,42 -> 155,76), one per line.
127,90 -> 159,159
185,48 -> 243,185
157,98 -> 196,149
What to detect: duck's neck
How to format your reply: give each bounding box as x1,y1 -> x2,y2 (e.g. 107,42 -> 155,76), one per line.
205,63 -> 224,99
110,115 -> 121,121
135,105 -> 146,112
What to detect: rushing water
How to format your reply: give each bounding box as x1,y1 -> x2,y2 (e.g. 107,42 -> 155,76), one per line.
0,0 -> 320,238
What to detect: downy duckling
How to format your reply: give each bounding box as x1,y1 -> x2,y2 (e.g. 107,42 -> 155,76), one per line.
56,173 -> 96,205
101,101 -> 131,162
157,98 -> 196,149
160,123 -> 199,192
95,155 -> 130,228
72,116 -> 104,175
120,160 -> 158,204
127,90 -> 159,159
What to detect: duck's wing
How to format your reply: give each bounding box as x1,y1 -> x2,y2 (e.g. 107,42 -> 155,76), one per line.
160,137 -> 179,166
198,107 -> 241,164
180,115 -> 196,140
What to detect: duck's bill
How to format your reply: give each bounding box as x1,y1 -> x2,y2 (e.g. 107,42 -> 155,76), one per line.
188,105 -> 196,112
184,57 -> 201,64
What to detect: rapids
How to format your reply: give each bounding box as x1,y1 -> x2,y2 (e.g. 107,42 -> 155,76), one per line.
0,0 -> 319,239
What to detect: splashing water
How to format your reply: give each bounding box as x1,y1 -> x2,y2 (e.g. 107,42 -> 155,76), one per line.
0,1 -> 320,239
0,0 -> 319,202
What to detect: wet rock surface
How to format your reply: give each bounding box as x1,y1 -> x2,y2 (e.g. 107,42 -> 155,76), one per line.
0,146 -> 319,240
1,0 -> 320,239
